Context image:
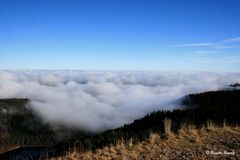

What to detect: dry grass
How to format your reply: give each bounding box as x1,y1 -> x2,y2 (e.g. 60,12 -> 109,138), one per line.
51,125 -> 240,160
206,120 -> 218,130
163,118 -> 172,135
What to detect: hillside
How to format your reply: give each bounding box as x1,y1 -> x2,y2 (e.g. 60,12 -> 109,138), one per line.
51,126 -> 240,160
0,99 -> 55,153
50,89 -> 240,160
50,89 -> 240,156
0,89 -> 240,159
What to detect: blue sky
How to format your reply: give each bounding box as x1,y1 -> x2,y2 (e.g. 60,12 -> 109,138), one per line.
0,0 -> 240,71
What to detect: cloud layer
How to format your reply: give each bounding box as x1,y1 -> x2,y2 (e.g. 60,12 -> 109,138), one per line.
0,70 -> 239,132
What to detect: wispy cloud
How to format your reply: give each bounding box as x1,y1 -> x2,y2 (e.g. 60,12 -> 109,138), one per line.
196,59 -> 240,64
196,56 -> 240,64
172,38 -> 238,50
214,45 -> 236,49
195,51 -> 219,54
172,43 -> 217,47
224,37 -> 240,43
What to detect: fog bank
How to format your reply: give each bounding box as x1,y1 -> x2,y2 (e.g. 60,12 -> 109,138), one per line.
0,70 -> 239,132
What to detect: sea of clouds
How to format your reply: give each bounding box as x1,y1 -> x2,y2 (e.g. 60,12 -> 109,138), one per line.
0,70 -> 239,132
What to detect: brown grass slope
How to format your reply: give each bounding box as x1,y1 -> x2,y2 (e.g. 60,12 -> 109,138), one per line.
51,124 -> 240,160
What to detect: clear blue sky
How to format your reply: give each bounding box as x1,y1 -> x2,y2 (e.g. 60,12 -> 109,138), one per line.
1,0 -> 240,71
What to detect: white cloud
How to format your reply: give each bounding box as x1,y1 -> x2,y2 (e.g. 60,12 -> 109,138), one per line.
0,70 -> 239,132
224,37 -> 240,43
196,59 -> 240,64
172,43 -> 217,47
214,45 -> 236,49
195,51 -> 219,54
172,38 -> 238,50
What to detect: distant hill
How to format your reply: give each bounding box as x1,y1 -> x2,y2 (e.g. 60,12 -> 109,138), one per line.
230,83 -> 240,88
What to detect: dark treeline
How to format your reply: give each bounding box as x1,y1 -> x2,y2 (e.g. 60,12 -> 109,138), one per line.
1,89 -> 240,159
51,89 -> 240,156
0,99 -> 55,148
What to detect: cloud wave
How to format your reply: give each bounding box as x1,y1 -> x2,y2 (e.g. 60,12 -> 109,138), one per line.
0,70 -> 239,132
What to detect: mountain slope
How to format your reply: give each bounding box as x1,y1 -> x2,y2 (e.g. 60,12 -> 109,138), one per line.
0,99 -> 55,153
52,127 -> 240,160
49,89 -> 240,158
1,89 -> 240,159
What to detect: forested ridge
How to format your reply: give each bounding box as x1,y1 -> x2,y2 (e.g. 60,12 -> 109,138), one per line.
0,99 -> 55,149
1,89 -> 240,159
51,89 -> 240,156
